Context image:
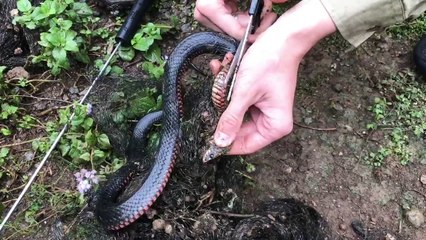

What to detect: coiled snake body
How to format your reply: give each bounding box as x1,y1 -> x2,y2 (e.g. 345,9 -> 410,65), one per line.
95,32 -> 237,230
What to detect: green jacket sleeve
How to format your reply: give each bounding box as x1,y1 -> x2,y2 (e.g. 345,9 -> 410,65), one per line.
319,0 -> 426,46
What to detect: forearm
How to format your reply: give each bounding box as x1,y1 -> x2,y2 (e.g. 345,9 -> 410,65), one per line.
260,0 -> 336,61
320,0 -> 426,46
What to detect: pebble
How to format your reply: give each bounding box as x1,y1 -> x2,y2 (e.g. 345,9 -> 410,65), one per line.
6,67 -> 29,79
332,103 -> 344,111
24,151 -> 34,161
14,47 -> 23,55
164,224 -> 173,235
69,86 -> 79,94
420,174 -> 426,185
152,219 -> 166,230
406,209 -> 425,228
385,233 -> 396,240
10,9 -> 19,17
181,23 -> 192,33
339,223 -> 347,231
145,209 -> 157,219
303,117 -> 313,125
332,83 -> 343,93
284,167 -> 292,174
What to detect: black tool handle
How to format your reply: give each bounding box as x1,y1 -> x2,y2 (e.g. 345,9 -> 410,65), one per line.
116,0 -> 155,46
249,0 -> 264,34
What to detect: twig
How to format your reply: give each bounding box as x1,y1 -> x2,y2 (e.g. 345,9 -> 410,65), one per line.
0,137 -> 45,148
235,170 -> 254,181
10,95 -> 71,103
294,122 -> 337,131
125,59 -> 143,69
200,210 -> 256,218
410,189 -> 426,200
64,204 -> 88,235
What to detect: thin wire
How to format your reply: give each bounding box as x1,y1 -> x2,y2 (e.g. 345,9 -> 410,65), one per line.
0,42 -> 122,233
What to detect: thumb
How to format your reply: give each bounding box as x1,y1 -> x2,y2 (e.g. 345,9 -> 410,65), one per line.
214,96 -> 251,147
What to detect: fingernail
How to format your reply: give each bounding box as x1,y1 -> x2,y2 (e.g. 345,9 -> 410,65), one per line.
215,132 -> 232,147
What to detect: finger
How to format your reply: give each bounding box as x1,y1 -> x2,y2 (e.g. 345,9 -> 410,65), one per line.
228,130 -> 271,154
229,110 -> 293,155
202,12 -> 247,40
194,8 -> 224,33
236,120 -> 256,137
214,93 -> 254,147
209,59 -> 222,75
209,52 -> 234,75
247,12 -> 278,42
256,12 -> 278,35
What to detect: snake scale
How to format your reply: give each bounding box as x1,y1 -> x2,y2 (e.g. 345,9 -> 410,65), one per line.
95,32 -> 238,230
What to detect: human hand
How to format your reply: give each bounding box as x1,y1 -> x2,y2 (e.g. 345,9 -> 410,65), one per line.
208,0 -> 337,155
194,0 -> 284,42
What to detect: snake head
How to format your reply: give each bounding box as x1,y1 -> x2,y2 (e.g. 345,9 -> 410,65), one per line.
202,140 -> 230,163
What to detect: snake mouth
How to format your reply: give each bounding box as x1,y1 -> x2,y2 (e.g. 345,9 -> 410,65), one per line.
202,141 -> 230,163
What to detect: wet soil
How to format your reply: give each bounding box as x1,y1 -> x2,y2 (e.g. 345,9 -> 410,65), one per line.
241,34 -> 426,239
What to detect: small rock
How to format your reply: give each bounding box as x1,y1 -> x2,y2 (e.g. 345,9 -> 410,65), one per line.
69,86 -> 79,94
267,214 -> 276,221
385,233 -> 396,240
145,209 -> 157,219
24,151 -> 35,161
420,174 -> 426,185
192,213 -> 217,234
14,47 -> 23,55
332,103 -> 344,111
339,223 -> 347,231
181,23 -> 192,33
6,67 -> 29,79
152,219 -> 166,230
164,224 -> 173,235
62,94 -> 70,101
284,167 -> 292,174
332,83 -> 343,93
303,117 -> 313,125
10,9 -> 19,17
406,209 -> 425,228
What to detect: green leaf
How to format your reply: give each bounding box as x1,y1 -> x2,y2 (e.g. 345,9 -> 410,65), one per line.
52,48 -> 67,63
144,44 -> 162,63
85,130 -> 96,146
0,66 -> 6,78
59,144 -> 70,156
79,152 -> 91,161
110,66 -> 124,76
82,118 -> 93,130
72,2 -> 93,15
0,128 -> 11,136
64,39 -> 78,52
74,52 -> 90,64
119,47 -> 135,62
58,19 -> 73,30
142,61 -> 164,79
97,134 -> 111,149
17,0 -> 32,12
93,149 -> 106,159
132,34 -> 154,52
0,148 -> 9,159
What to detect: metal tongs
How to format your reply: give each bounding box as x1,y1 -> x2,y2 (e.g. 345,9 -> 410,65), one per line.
226,0 -> 264,101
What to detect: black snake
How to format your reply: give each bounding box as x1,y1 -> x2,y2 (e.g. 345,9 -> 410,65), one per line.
95,32 -> 238,230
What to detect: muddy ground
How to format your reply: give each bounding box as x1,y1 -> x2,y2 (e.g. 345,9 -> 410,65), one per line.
1,0 -> 426,239
241,33 -> 426,239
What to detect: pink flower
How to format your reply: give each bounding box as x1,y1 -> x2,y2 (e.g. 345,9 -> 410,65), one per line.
74,169 -> 99,194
